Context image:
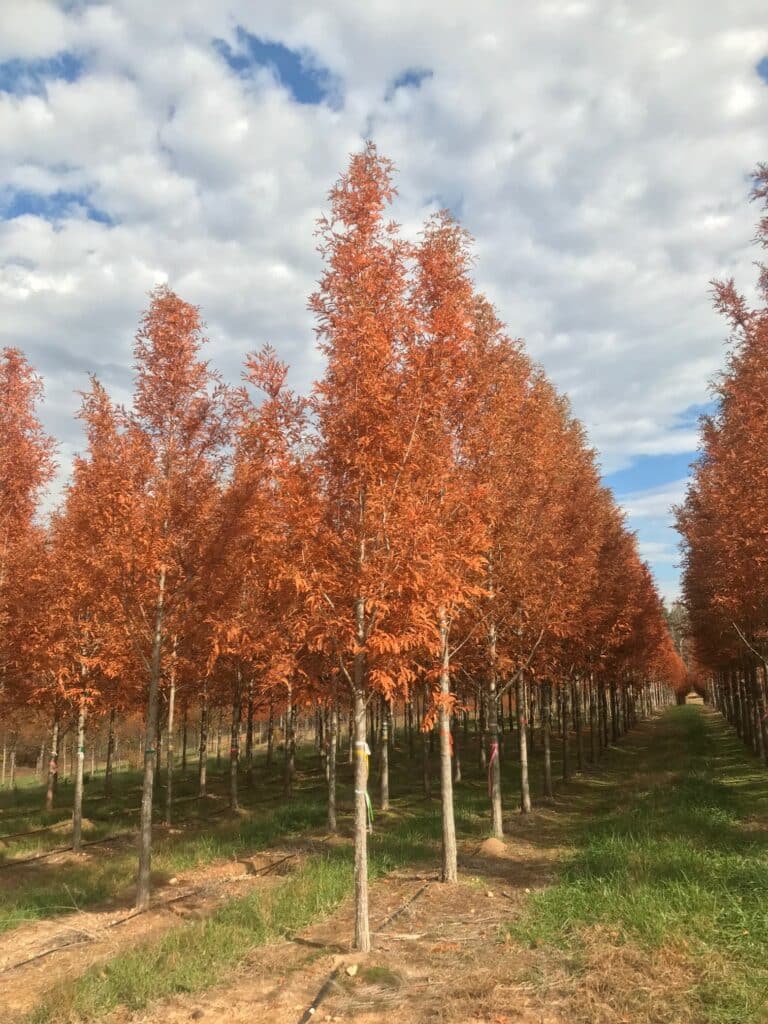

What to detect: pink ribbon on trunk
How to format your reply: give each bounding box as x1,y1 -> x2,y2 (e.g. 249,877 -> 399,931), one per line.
488,740 -> 499,796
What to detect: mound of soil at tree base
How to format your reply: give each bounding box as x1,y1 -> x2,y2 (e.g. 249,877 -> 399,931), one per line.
477,836 -> 509,858
50,817 -> 96,833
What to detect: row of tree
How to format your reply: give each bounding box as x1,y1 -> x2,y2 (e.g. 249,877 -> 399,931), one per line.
0,144 -> 684,950
677,163 -> 768,760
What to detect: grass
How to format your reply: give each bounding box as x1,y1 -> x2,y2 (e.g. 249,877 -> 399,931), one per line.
507,705 -> 768,1024
27,854 -> 352,1023
0,726 -> 555,936
27,811 -> 437,1023
18,706 -> 768,1023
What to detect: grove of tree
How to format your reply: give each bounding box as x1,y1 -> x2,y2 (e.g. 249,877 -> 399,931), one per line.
0,144 -> 685,951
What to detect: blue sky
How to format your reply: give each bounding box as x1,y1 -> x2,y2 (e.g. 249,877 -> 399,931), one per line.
0,1 -> 767,605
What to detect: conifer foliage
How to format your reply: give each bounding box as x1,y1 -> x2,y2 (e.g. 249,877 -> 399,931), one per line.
0,146 -> 682,950
677,165 -> 768,753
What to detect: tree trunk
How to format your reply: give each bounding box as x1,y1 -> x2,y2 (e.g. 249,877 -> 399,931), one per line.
45,717 -> 60,811
266,697 -> 274,767
105,707 -> 116,797
478,689 -> 487,771
72,699 -> 87,852
230,671 -> 242,812
542,681 -> 554,799
284,692 -> 295,798
245,679 -> 254,785
487,612 -> 503,838
165,655 -> 177,825
438,611 -> 458,882
452,712 -> 462,784
327,701 -> 338,832
516,675 -> 532,813
561,683 -> 570,782
407,697 -> 414,759
573,679 -> 584,773
421,685 -> 431,798
379,697 -> 390,810
198,691 -> 208,797
181,705 -> 188,774
352,589 -> 371,949
136,565 -> 166,912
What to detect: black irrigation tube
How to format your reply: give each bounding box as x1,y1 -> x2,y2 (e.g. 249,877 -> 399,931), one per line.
0,820 -> 72,842
296,878 -> 432,1024
0,851 -> 302,974
0,799 -> 256,870
0,830 -> 137,870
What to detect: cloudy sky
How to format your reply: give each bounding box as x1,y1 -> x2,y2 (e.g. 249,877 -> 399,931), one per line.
1,1 -> 767,603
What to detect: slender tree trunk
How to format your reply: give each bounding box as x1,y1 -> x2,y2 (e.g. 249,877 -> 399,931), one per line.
328,701 -> 338,833
245,678 -> 254,785
105,707 -> 116,797
452,712 -> 462,784
379,697 -> 390,810
266,697 -> 274,768
230,671 -> 242,812
165,653 -> 176,825
1,733 -> 6,788
542,681 -> 554,799
136,565 -> 166,912
181,705 -> 188,774
516,675 -> 532,813
284,691 -> 295,798
407,696 -> 414,759
352,684 -> 370,951
589,676 -> 597,763
421,685 -> 431,798
45,717 -> 60,811
527,679 -> 536,756
438,611 -> 458,882
573,679 -> 584,772
72,699 -> 87,852
478,689 -> 488,771
198,690 -> 208,797
487,610 -> 503,838
560,683 -> 570,782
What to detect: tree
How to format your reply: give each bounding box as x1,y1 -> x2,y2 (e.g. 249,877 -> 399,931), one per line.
310,144 -> 422,951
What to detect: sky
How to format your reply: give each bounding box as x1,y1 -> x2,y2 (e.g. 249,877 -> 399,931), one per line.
1,1 -> 767,606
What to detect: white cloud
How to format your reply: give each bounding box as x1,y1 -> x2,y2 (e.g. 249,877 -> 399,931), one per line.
619,480 -> 689,520
0,1 -> 766,600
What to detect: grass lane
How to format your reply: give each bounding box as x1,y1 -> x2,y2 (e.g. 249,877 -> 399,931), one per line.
509,705 -> 768,1024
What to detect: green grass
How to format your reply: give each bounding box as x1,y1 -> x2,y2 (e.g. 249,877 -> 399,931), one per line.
27,810 -> 437,1023
507,706 -> 768,1024
0,726 -> 557,936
